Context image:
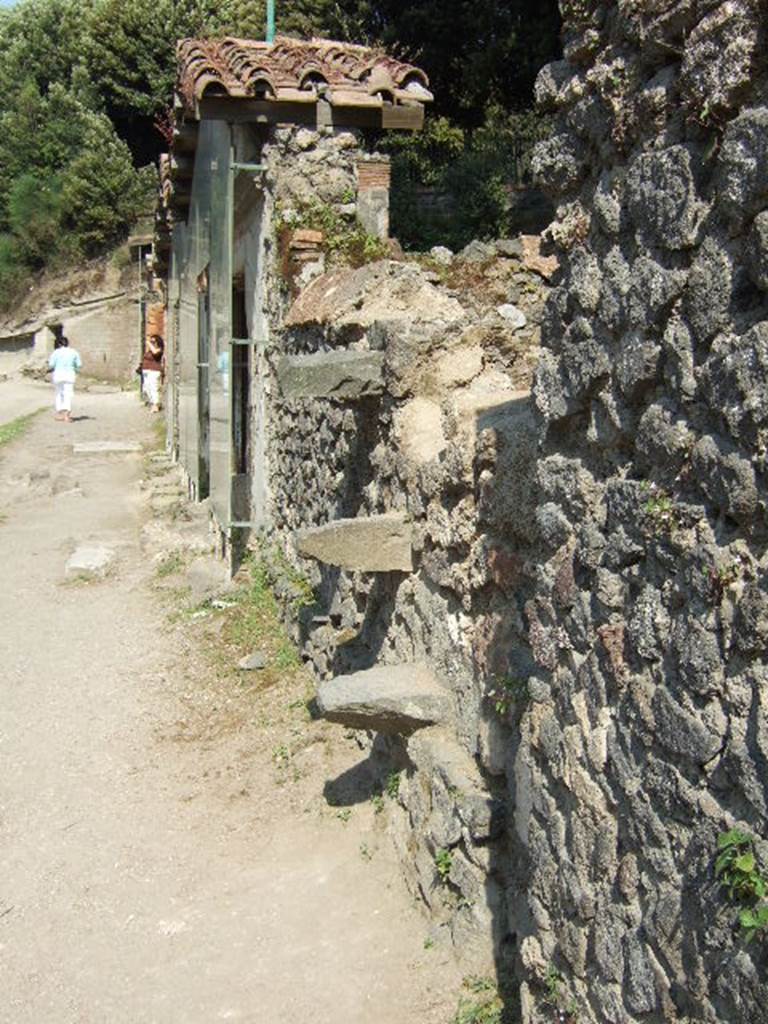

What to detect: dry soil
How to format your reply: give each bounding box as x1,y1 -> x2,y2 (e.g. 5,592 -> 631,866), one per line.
0,378 -> 462,1024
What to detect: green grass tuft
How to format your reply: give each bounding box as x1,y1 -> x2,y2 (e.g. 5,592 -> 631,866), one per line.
0,409 -> 44,448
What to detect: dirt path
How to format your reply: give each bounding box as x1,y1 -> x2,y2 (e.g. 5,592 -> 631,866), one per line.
0,375 -> 51,423
0,386 -> 461,1024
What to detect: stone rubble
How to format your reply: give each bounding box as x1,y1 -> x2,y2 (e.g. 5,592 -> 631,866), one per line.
238,651 -> 268,672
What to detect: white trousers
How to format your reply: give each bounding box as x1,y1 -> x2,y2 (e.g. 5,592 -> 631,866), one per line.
142,369 -> 161,406
54,381 -> 74,413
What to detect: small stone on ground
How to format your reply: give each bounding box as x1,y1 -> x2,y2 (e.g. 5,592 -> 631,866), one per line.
238,651 -> 268,671
65,544 -> 115,579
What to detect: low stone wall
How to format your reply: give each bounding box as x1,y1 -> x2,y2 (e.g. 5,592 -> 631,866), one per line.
0,331 -> 36,375
257,219 -> 552,963
61,294 -> 140,383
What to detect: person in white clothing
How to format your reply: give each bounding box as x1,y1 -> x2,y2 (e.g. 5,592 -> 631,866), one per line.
48,337 -> 82,423
140,334 -> 165,413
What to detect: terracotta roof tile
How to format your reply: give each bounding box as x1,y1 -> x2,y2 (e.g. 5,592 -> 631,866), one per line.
177,35 -> 432,114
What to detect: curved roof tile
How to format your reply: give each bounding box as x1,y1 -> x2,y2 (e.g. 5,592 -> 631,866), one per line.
177,35 -> 432,113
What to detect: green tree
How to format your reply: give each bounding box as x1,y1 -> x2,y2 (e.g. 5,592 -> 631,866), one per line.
60,115 -> 154,255
7,172 -> 63,263
328,0 -> 561,126
0,0 -> 87,102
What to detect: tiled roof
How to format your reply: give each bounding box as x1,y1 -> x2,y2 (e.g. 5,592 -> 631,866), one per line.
177,35 -> 432,115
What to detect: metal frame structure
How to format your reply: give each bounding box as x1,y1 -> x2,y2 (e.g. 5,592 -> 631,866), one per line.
171,125 -> 267,538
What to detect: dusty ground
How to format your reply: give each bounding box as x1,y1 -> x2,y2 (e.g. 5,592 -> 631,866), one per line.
0,380 -> 463,1024
0,375 -> 51,422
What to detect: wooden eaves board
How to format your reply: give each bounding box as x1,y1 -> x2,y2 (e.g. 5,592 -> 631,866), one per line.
197,96 -> 424,131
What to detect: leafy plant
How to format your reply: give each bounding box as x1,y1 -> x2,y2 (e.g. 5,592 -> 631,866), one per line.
539,965 -> 579,1020
266,543 -> 315,613
371,793 -> 385,815
0,409 -> 43,447
272,743 -> 290,766
716,829 -> 768,944
276,196 -> 387,288
385,770 -> 401,799
384,105 -> 554,250
452,976 -> 504,1024
487,675 -> 529,716
740,905 -> 768,944
716,830 -> 766,902
640,482 -> 685,535
543,966 -> 561,1005
155,550 -> 186,578
560,0 -> 598,23
709,560 -> 743,602
435,847 -> 453,883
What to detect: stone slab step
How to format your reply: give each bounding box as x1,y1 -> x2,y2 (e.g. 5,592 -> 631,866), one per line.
316,663 -> 452,734
296,513 -> 412,572
73,441 -> 142,454
277,350 -> 384,401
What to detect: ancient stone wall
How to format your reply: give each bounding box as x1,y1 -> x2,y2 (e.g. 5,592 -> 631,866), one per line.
512,2 -> 768,1021
250,6 -> 768,1016
251,144 -> 552,961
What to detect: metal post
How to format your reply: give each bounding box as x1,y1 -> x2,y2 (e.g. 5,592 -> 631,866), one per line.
266,0 -> 275,42
137,245 -> 143,372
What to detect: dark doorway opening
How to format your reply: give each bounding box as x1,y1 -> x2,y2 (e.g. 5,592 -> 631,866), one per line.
197,268 -> 211,501
230,275 -> 251,527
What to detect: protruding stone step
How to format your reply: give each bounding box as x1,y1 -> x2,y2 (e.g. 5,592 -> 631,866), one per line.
277,351 -> 384,400
317,663 -> 452,734
296,513 -> 412,572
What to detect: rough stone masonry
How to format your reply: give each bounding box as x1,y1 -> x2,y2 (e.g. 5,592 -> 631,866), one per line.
253,123 -> 552,970
251,16 -> 768,1014
519,1 -> 768,1021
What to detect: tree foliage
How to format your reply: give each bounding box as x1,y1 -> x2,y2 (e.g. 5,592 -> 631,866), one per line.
330,0 -> 561,126
0,0 -> 561,303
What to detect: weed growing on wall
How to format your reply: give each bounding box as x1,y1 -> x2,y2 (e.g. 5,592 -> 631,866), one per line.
708,559 -> 745,602
487,675 -> 529,717
716,829 -> 768,943
385,770 -> 401,799
639,481 -> 689,536
540,965 -> 578,1022
435,847 -> 453,883
452,976 -> 505,1024
264,543 -> 316,614
276,197 -> 387,289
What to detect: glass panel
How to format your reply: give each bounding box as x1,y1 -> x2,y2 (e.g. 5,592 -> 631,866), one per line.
170,120 -> 233,516
207,122 -> 233,529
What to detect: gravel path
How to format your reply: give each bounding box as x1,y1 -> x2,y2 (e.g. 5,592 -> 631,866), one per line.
0,386 -> 460,1024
